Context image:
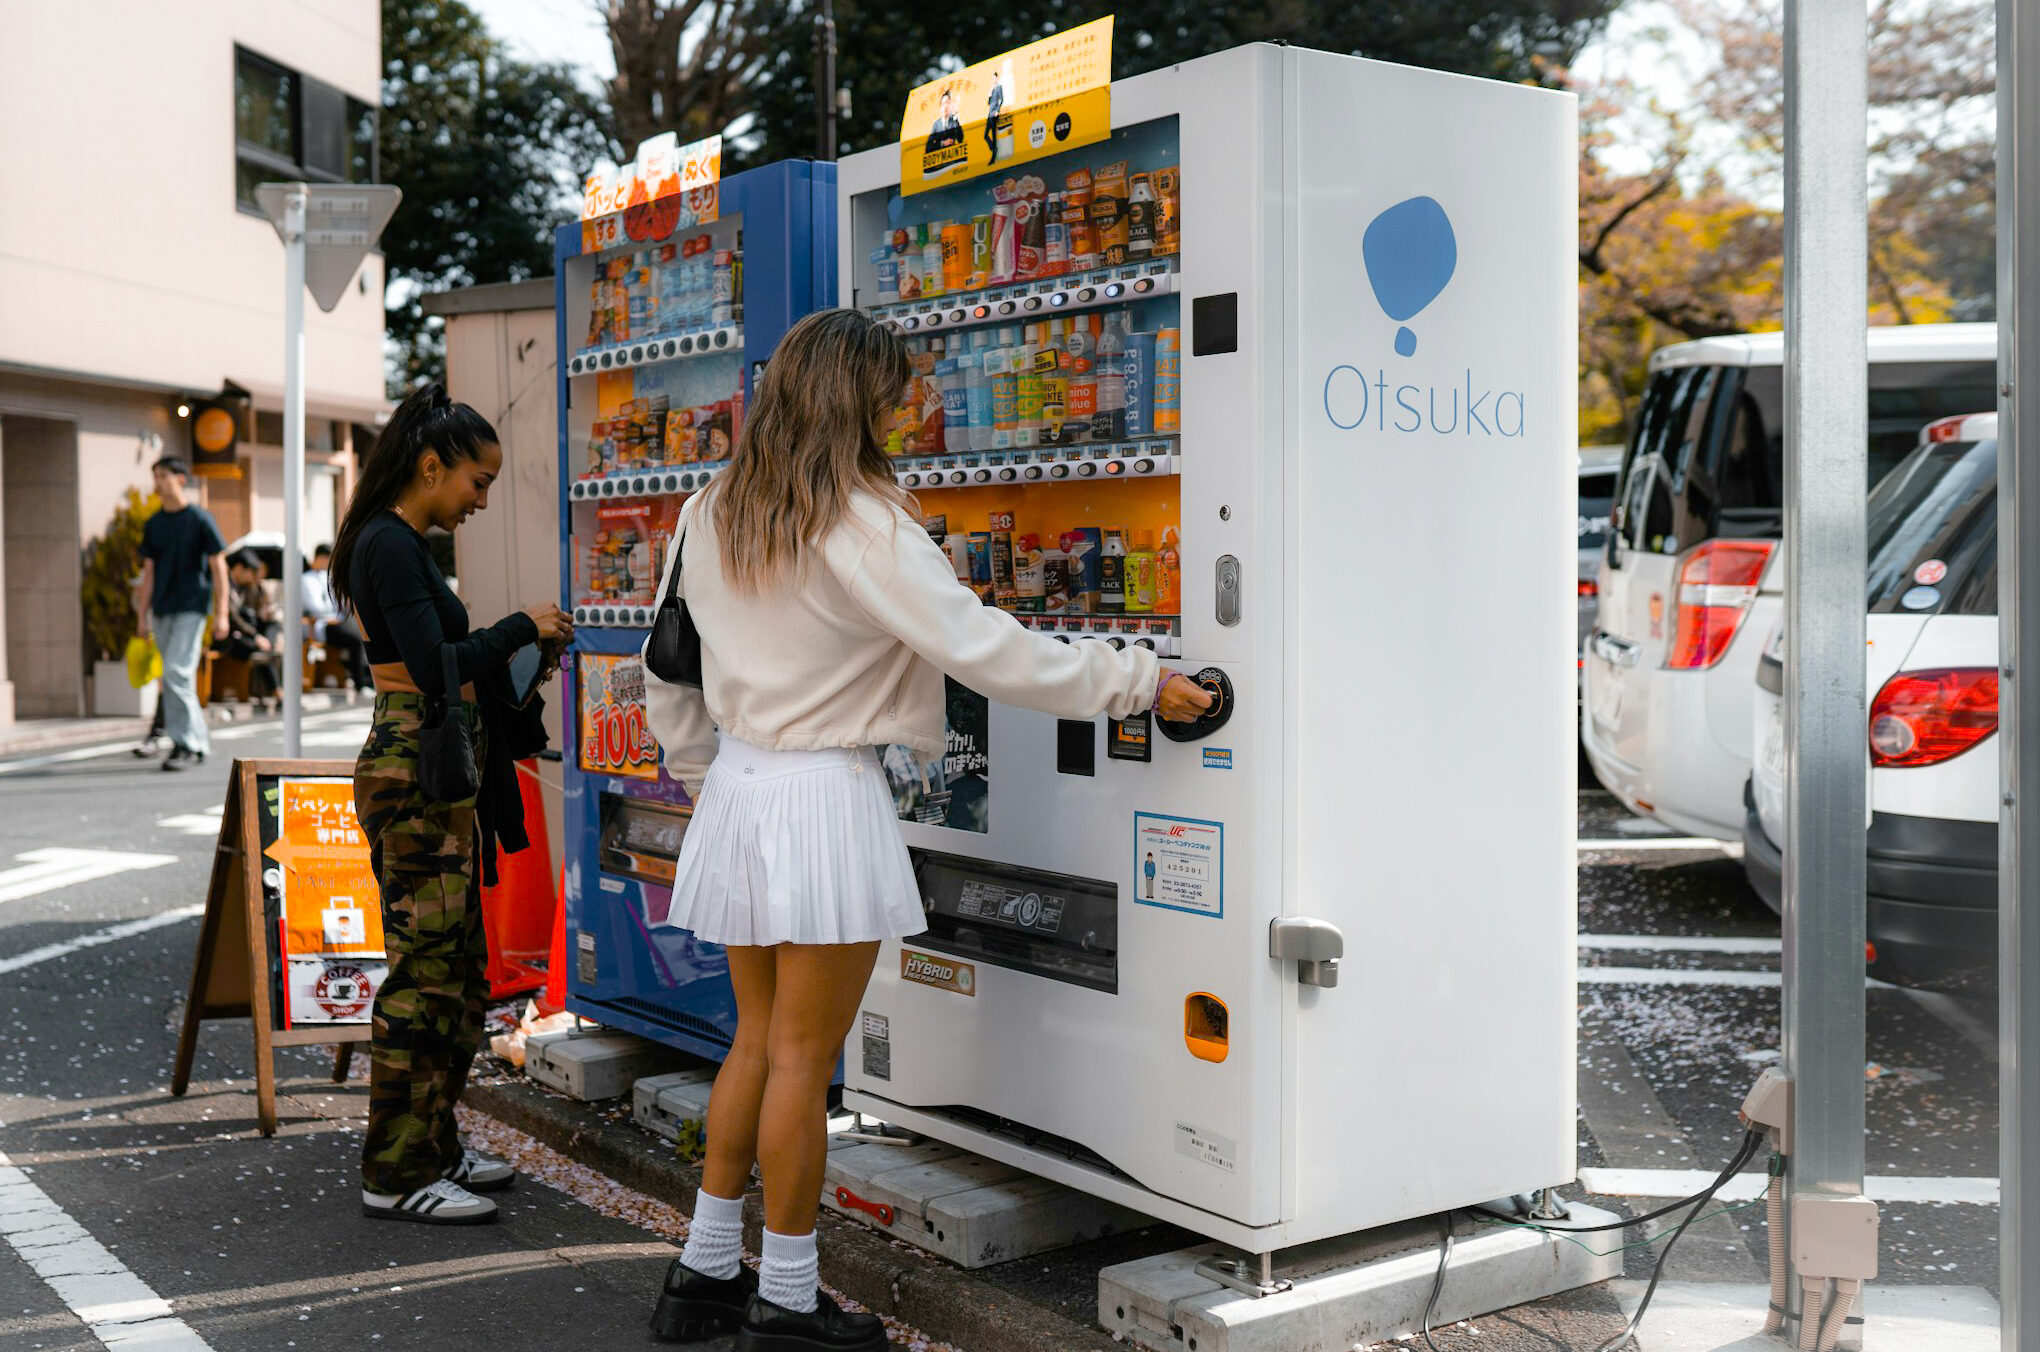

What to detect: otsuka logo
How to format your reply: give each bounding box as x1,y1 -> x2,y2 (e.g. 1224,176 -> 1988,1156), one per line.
1322,195 -> 1529,439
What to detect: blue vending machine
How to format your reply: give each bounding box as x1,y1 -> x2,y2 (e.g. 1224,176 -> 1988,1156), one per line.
556,158 -> 836,1059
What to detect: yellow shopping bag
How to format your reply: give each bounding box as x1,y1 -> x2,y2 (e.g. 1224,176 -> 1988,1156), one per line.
125,635 -> 162,689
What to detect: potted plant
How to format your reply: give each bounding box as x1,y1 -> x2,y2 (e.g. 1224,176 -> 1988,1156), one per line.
82,487 -> 159,718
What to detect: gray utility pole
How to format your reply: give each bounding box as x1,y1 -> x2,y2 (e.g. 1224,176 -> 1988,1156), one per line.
814,0 -> 838,160
1781,0 -> 1878,1340
2000,0 -> 2038,1339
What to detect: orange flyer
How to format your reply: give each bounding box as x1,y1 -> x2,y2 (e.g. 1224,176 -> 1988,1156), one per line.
263,778 -> 385,958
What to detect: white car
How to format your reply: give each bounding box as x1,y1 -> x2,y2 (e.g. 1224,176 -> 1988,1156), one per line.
1581,323 -> 1998,839
1742,412 -> 1999,990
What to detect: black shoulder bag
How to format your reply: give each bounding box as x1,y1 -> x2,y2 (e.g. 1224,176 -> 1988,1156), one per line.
644,523 -> 703,687
420,645 -> 480,801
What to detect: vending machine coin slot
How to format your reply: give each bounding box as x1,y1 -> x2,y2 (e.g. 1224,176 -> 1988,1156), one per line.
1108,710 -> 1154,762
1157,667 -> 1234,743
1056,719 -> 1097,776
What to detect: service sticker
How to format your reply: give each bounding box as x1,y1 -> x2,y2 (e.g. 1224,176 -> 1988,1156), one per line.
1174,1122 -> 1237,1174
1900,585 -> 1942,611
1135,812 -> 1223,917
1914,559 -> 1948,585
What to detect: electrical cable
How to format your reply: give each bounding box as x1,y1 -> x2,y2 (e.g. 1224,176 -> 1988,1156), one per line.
1420,1215 -> 1455,1352
1591,1129 -> 1767,1352
1473,1196 -> 1762,1257
1468,1126 -> 1765,1236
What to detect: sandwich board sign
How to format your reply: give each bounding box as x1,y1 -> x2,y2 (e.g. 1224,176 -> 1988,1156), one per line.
253,183 -> 402,312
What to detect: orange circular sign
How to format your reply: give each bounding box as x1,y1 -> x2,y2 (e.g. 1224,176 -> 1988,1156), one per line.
194,407 -> 236,453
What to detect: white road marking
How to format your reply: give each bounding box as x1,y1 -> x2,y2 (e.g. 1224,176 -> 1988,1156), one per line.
1579,837 -> 1742,855
0,849 -> 179,906
1579,934 -> 1782,954
1582,1167 -> 1999,1206
1581,966 -> 1785,988
156,807 -> 225,838
0,906 -> 205,976
0,706 -> 370,774
0,1147 -> 217,1350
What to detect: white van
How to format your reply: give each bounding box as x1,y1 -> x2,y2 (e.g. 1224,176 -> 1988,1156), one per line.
1580,323 -> 1997,839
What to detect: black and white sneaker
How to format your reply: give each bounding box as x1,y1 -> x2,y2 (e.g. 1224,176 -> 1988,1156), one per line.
132,735 -> 162,758
361,1177 -> 498,1225
446,1145 -> 515,1192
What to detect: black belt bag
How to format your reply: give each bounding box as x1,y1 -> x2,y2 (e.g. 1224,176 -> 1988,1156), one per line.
420,645 -> 479,801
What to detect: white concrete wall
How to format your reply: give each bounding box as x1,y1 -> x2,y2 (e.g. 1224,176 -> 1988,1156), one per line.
0,0 -> 385,416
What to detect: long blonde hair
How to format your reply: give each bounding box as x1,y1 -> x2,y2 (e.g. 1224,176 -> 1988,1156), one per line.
708,308 -> 914,590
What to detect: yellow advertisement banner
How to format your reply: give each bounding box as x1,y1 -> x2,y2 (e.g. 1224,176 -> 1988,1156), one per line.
898,17 -> 1114,197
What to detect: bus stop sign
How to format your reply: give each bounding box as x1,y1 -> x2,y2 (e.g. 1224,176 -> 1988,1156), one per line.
253,183 -> 402,312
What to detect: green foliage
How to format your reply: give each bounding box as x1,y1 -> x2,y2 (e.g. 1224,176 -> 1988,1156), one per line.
380,0 -> 619,394
81,488 -> 159,664
734,0 -> 1618,168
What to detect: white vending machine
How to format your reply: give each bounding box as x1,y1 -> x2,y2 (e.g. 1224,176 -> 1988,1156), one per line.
837,42 -> 1577,1254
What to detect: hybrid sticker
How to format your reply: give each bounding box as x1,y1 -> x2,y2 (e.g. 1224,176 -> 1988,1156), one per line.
1174,1122 -> 1238,1174
1202,748 -> 1233,770
900,949 -> 977,996
1135,813 -> 1223,917
1915,559 -> 1948,586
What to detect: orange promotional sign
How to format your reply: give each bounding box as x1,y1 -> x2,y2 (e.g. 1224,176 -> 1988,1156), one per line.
262,778 -> 385,958
582,134 -> 722,253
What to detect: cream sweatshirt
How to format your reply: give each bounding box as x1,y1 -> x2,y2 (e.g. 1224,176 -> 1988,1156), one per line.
642,489 -> 1161,794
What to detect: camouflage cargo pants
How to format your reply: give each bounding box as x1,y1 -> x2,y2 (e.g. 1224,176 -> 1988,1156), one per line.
354,693 -> 489,1195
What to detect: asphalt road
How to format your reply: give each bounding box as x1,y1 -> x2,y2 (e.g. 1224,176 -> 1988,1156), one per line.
0,708 -> 724,1352
0,713 -> 2003,1351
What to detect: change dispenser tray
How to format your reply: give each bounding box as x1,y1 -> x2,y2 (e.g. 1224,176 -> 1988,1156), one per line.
910,849 -> 1118,995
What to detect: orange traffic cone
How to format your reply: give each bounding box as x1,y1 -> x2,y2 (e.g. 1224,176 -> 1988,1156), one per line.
479,759 -> 557,1000
538,858 -> 568,1016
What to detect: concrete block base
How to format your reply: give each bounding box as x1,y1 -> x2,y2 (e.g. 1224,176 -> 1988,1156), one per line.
822,1133 -> 1156,1269
526,1028 -> 685,1101
633,1068 -> 717,1153
1099,1205 -> 1625,1352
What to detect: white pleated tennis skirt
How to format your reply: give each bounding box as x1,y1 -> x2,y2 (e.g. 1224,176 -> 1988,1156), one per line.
662,734 -> 927,947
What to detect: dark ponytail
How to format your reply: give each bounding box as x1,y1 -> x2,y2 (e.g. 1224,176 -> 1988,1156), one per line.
331,383 -> 498,613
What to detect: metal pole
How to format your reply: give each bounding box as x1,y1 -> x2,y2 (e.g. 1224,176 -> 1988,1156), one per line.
815,0 -> 837,160
1780,0 -> 1870,1301
2000,0 -> 2039,1336
281,186 -> 306,758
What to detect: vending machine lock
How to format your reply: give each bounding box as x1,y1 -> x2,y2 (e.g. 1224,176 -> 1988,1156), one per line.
1269,917 -> 1344,988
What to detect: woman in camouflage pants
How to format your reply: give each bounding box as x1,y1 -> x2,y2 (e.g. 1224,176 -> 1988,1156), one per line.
330,384 -> 572,1225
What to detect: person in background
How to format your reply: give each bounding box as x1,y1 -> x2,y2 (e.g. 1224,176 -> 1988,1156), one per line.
640,309 -> 1211,1352
304,543 -> 372,689
210,550 -> 284,709
331,382 -> 571,1228
135,456 -> 229,772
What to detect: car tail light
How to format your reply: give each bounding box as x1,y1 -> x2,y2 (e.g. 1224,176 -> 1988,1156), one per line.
1666,540 -> 1776,669
1868,667 -> 1999,767
1578,578 -> 1598,598
1925,416 -> 1966,443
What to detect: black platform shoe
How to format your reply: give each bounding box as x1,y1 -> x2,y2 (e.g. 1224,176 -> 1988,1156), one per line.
735,1289 -> 889,1352
651,1258 -> 758,1342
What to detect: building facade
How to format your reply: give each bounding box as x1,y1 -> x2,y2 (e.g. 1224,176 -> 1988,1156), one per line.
0,0 -> 387,722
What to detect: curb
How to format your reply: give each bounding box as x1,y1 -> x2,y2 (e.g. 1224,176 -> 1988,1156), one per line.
465,1080 -> 1118,1352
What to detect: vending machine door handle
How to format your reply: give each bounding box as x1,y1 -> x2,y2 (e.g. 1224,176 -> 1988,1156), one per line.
1269,917 -> 1344,988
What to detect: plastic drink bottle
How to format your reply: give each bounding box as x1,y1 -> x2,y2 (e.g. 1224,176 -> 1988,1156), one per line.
1099,528 -> 1127,615
1015,324 -> 1044,448
922,223 -> 947,298
1041,318 -> 1069,446
1093,310 -> 1128,443
988,327 -> 1019,450
966,329 -> 994,451
1064,314 -> 1099,444
942,343 -> 972,454
1128,174 -> 1156,260
1125,531 -> 1157,613
1157,528 -> 1182,614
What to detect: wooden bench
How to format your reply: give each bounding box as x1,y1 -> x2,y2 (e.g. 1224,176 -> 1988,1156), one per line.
303,637 -> 352,691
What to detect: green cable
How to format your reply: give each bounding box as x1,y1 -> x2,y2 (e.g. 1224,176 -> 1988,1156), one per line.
1472,1197 -> 1764,1258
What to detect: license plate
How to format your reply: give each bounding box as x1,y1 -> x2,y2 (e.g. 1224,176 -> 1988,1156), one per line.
1760,702 -> 1786,781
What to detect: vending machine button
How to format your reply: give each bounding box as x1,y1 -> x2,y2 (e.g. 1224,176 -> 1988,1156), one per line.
679,335 -> 696,353
1023,296 -> 1043,311
1049,464 -> 1070,479
1104,460 -> 1125,476
1049,291 -> 1069,307
998,467 -> 1017,481
1076,287 -> 1097,303
1134,458 -> 1156,474
903,473 -> 922,487
973,469 -> 993,483
949,308 -> 967,323
1104,282 -> 1125,298
1023,465 -> 1044,480
1135,637 -> 1156,650
902,316 -> 920,330
1107,637 -> 1126,650
1133,278 -> 1155,294
1077,462 -> 1099,477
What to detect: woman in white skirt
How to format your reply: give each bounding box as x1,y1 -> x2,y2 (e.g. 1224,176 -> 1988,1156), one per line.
642,309 -> 1212,1352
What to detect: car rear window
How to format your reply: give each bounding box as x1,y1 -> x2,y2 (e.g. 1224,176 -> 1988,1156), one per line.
1578,473 -> 1616,549
1866,437 -> 1998,616
1740,362 -> 1999,492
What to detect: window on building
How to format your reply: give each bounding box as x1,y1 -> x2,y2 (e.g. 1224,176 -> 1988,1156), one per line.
234,45 -> 378,210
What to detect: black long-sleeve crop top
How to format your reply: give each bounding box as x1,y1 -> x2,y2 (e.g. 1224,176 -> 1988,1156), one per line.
350,511 -> 537,694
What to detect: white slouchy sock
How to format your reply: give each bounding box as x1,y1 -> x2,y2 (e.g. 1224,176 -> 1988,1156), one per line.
757,1227 -> 820,1313
678,1189 -> 744,1280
